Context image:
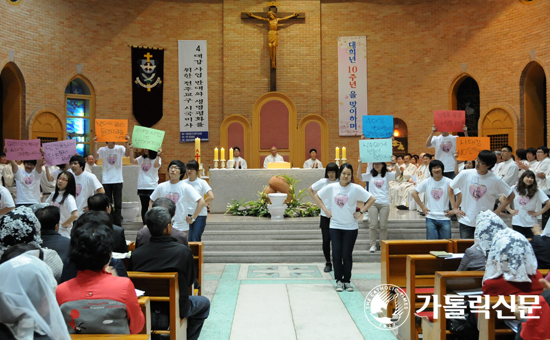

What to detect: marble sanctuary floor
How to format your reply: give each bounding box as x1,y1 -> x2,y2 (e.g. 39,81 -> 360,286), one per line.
199,262 -> 398,340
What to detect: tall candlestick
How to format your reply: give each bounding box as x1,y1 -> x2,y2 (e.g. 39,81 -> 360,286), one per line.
335,147 -> 340,159
221,147 -> 225,160
229,148 -> 234,161
195,137 -> 201,166
214,147 -> 219,161
342,147 -> 347,159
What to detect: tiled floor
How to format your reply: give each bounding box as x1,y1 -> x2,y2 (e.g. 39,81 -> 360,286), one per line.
199,262 -> 398,340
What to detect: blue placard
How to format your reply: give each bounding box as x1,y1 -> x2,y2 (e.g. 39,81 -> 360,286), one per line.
362,115 -> 394,138
180,131 -> 209,142
359,139 -> 393,163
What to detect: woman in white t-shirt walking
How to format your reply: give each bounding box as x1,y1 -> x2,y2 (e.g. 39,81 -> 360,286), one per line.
45,170 -> 78,238
307,162 -> 339,273
129,146 -> 162,223
502,170 -> 550,238
315,164 -> 376,292
184,160 -> 214,242
358,160 -> 401,252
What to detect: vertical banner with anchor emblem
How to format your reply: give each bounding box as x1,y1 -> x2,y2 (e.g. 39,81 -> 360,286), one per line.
132,46 -> 164,127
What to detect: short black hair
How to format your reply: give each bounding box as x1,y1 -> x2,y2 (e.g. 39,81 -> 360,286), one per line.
404,153 -> 412,158
70,155 -> 85,170
502,145 -> 513,153
515,148 -> 527,161
423,153 -> 432,159
428,160 -> 445,176
537,146 -> 549,156
23,160 -> 37,166
396,155 -> 403,160
186,160 -> 199,172
168,160 -> 186,180
152,197 -> 176,218
87,193 -> 111,212
478,150 -> 497,170
233,147 -> 241,152
144,207 -> 172,237
0,152 -> 5,157
0,243 -> 41,264
73,211 -> 113,233
70,222 -> 114,271
309,148 -> 317,154
339,163 -> 354,183
325,162 -> 339,179
35,206 -> 60,231
526,148 -> 537,157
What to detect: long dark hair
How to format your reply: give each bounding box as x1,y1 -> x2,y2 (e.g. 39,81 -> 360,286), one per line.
325,162 -> 339,179
370,162 -> 388,178
516,170 -> 538,199
52,170 -> 76,205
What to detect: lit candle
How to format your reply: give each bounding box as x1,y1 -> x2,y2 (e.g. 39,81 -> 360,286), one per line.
221,147 -> 225,160
335,147 -> 340,159
195,137 -> 201,164
214,147 -> 219,161
342,147 -> 347,159
229,148 -> 234,160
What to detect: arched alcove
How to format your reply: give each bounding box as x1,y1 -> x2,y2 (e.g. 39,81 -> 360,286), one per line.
1,62 -> 25,145
220,115 -> 251,161
65,76 -> 95,156
520,62 -> 547,148
30,111 -> 64,142
297,114 -> 329,166
393,118 -> 408,154
481,108 -> 515,151
451,75 -> 480,136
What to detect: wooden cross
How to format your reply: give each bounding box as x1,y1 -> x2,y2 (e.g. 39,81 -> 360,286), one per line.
242,2 -> 304,92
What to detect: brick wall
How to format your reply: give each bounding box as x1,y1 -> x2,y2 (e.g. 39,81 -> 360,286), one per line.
1,0 -> 549,170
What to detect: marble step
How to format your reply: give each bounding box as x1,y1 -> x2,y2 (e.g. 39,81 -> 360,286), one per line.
204,250 -> 380,263
203,239 -> 373,252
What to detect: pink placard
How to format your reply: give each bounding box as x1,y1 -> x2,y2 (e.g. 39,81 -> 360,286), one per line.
434,110 -> 465,133
43,139 -> 77,166
5,139 -> 42,161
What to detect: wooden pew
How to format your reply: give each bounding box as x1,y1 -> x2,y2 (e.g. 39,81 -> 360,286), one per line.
421,271 -> 485,340
398,255 -> 463,340
478,296 -> 518,340
71,335 -> 151,339
450,239 -> 475,253
128,272 -> 187,340
188,241 -> 204,296
381,240 -> 453,288
137,296 -> 151,335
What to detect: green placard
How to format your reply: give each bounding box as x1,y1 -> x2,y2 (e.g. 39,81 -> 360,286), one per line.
132,125 -> 165,152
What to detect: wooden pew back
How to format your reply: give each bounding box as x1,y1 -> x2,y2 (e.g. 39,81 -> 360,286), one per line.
450,239 -> 475,253
188,241 -> 204,296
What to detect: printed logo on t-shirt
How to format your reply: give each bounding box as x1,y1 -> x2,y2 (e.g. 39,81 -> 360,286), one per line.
107,154 -> 118,165
166,192 -> 180,204
469,184 -> 487,201
441,141 -> 452,153
431,188 -> 444,201
141,163 -> 151,172
374,179 -> 385,189
518,196 -> 530,206
24,175 -> 34,185
334,194 -> 349,208
76,184 -> 82,198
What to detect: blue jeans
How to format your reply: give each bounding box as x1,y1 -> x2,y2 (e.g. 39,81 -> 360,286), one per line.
186,296 -> 210,340
188,215 -> 207,242
426,218 -> 451,239
330,228 -> 358,283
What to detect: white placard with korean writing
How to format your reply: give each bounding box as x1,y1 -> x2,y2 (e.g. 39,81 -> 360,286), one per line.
178,40 -> 209,142
338,36 -> 367,136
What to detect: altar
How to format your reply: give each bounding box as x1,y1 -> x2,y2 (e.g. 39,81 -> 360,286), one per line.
209,168 -> 325,213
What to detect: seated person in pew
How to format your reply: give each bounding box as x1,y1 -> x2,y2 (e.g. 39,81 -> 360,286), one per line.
412,160 -> 458,240
56,221 -> 144,334
530,224 -> 550,269
130,207 -> 210,340
0,254 -> 71,340
136,197 -> 189,248
464,230 -> 545,339
35,205 -> 71,265
87,193 -> 128,253
60,211 -> 128,283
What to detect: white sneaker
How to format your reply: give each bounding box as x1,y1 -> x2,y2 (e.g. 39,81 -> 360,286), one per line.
369,245 -> 376,253
336,281 -> 344,292
344,283 -> 354,292
363,213 -> 369,222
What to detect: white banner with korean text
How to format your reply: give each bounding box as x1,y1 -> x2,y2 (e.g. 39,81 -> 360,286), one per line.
338,36 -> 367,136
179,40 -> 209,142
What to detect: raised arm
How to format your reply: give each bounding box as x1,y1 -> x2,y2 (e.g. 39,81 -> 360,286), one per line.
128,144 -> 138,165
463,125 -> 468,137
124,134 -> 130,157
92,136 -> 100,160
246,12 -> 269,21
425,125 -> 436,148
154,148 -> 162,168
10,160 -> 19,174
45,165 -> 54,182
279,12 -> 299,21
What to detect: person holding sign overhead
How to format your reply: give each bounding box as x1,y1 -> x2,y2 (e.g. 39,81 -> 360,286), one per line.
425,124 -> 468,179
9,150 -> 44,207
128,145 -> 161,224
93,134 -> 130,225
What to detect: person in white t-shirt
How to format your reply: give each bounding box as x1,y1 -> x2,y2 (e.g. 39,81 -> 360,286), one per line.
3,160 -> 23,200
227,147 -> 248,169
93,135 -> 130,225
413,160 -> 459,240
69,155 -> 105,214
263,146 -> 284,168
10,157 -> 44,206
129,146 -> 162,223
501,170 -> 550,239
449,150 -> 514,239
315,164 -> 376,292
184,160 -> 214,241
303,149 -> 323,169
308,162 -> 339,272
496,145 -> 519,186
45,170 -> 78,238
358,160 -> 401,253
149,160 -> 206,233
425,124 -> 468,179
0,185 -> 15,215
84,154 -> 96,173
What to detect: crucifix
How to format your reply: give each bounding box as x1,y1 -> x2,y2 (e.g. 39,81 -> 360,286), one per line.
242,2 -> 304,91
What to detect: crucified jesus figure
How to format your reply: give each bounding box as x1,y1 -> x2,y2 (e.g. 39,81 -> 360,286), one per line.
246,11 -> 299,69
